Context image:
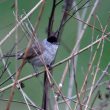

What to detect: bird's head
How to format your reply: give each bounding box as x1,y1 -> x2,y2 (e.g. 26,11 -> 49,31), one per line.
47,36 -> 58,44
47,31 -> 58,44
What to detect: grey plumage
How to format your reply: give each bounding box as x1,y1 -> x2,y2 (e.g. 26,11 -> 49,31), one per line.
17,38 -> 58,68
17,15 -> 59,69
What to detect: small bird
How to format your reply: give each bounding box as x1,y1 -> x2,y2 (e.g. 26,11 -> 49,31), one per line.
17,36 -> 59,70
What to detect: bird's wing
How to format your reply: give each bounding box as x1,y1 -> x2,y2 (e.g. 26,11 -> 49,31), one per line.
17,41 -> 44,60
26,42 -> 44,59
27,43 -> 43,59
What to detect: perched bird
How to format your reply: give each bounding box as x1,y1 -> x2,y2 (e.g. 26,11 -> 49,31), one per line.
17,36 -> 59,69
15,15 -> 59,69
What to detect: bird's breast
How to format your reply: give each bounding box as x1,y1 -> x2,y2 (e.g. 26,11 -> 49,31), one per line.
28,43 -> 58,67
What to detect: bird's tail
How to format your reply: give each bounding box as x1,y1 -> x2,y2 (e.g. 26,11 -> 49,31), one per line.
0,51 -> 24,60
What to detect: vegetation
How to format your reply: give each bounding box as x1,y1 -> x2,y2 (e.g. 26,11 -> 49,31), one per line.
0,0 -> 110,110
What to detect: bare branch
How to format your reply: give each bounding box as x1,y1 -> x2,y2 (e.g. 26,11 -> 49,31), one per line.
0,0 -> 43,46
0,32 -> 110,93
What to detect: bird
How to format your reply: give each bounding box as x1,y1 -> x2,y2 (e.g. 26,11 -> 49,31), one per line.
1,36 -> 58,89
17,36 -> 59,70
15,14 -> 59,69
16,36 -> 59,109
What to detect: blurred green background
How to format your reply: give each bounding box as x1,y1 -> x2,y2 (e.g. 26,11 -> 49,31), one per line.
0,0 -> 110,110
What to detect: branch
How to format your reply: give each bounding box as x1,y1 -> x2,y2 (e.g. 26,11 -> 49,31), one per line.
0,0 -> 43,46
47,0 -> 56,37
0,98 -> 42,110
34,0 -> 45,32
84,24 -> 106,110
66,1 -> 89,109
0,32 -> 109,93
57,0 -> 74,41
5,1 -> 45,108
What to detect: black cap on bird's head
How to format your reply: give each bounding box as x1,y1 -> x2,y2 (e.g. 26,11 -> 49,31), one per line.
47,32 -> 58,43
47,36 -> 58,43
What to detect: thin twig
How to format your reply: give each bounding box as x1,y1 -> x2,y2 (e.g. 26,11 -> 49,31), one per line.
66,1 -> 89,110
93,63 -> 110,91
84,26 -> 106,110
0,32 -> 110,93
90,90 -> 100,109
5,3 -> 48,108
47,0 -> 56,37
58,80 -> 109,104
34,0 -> 45,31
58,1 -> 100,107
14,8 -> 34,109
0,0 -> 43,46
15,0 -> 18,70
73,62 -> 83,110
0,98 -> 43,110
